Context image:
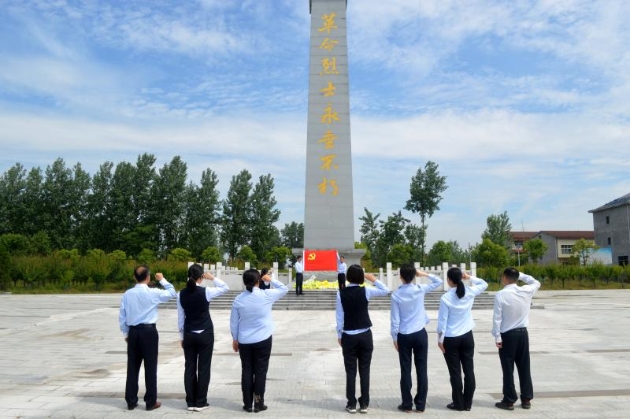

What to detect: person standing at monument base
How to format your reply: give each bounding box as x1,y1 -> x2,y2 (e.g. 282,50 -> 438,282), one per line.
336,265 -> 390,414
337,254 -> 348,290
492,268 -> 541,411
391,265 -> 443,413
119,265 -> 177,411
294,255 -> 304,295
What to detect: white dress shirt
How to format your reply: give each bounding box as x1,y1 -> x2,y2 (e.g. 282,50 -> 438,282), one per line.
295,261 -> 304,274
119,278 -> 177,337
335,280 -> 390,338
390,274 -> 443,341
436,276 -> 488,343
230,275 -> 288,344
491,273 -> 541,343
177,278 -> 229,340
338,261 -> 347,274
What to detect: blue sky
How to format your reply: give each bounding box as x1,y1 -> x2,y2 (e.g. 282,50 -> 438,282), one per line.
1,0 -> 629,250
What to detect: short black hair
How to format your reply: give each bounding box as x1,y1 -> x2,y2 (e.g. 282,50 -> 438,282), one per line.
399,264 -> 415,283
134,265 -> 150,282
243,269 -> 261,292
503,267 -> 520,282
346,264 -> 364,284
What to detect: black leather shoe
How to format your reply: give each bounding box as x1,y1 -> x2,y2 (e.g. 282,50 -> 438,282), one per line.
521,399 -> 531,409
495,401 -> 514,410
127,403 -> 138,410
415,406 -> 425,412
397,404 -> 412,412
446,402 -> 464,411
146,401 -> 161,411
243,405 -> 253,413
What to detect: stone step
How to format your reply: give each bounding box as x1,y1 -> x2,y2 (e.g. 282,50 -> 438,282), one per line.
163,291 -> 496,311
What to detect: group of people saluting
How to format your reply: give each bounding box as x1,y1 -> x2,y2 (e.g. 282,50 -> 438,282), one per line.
118,260 -> 540,414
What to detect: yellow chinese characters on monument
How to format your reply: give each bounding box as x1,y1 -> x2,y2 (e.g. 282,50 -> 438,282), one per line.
316,11 -> 342,197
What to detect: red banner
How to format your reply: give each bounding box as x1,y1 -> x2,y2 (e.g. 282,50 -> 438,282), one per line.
303,249 -> 338,271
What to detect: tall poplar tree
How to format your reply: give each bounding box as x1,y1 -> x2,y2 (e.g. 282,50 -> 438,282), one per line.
220,170 -> 253,260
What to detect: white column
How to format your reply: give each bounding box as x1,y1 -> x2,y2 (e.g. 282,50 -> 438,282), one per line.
442,262 -> 450,291
386,262 -> 393,289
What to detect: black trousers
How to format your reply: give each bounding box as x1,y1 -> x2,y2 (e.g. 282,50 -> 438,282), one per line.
183,328 -> 215,408
341,329 -> 373,407
442,330 -> 476,410
239,336 -> 273,408
125,325 -> 159,408
337,273 -> 346,290
295,273 -> 303,295
397,328 -> 428,410
499,328 -> 533,403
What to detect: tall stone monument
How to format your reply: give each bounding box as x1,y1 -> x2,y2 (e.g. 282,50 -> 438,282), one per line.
303,0 -> 364,266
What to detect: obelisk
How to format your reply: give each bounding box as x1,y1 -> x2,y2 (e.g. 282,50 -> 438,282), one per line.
303,0 -> 363,265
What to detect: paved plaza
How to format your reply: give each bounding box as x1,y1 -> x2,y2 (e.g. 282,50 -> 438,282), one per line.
0,290 -> 629,418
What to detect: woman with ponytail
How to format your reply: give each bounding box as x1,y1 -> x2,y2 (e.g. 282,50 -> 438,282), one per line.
436,267 -> 488,412
230,268 -> 288,413
177,264 -> 229,412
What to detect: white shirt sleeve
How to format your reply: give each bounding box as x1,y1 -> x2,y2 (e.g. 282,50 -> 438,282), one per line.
205,277 -> 229,300
177,292 -> 185,341
492,292 -> 503,343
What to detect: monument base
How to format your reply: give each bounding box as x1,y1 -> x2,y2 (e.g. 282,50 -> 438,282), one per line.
292,248 -> 367,270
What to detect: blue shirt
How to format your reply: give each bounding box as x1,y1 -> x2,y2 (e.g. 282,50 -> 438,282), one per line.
177,278 -> 229,340
436,276 -> 488,342
119,279 -> 177,337
390,274 -> 443,341
335,280 -> 390,338
230,276 -> 288,344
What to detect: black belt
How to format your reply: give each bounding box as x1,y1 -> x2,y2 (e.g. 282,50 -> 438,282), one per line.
504,327 -> 527,334
130,323 -> 156,329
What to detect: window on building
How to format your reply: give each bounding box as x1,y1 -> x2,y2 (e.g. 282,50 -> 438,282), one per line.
560,245 -> 573,254
619,256 -> 629,266
607,237 -> 612,245
606,216 -> 610,224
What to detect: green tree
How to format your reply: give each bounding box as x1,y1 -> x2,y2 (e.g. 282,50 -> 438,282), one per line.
137,248 -> 156,264
0,233 -> 32,255
523,238 -> 548,264
280,222 -> 304,249
473,238 -> 509,268
30,231 -> 52,256
387,243 -> 414,268
201,246 -> 222,264
168,247 -> 193,262
21,167 -> 44,236
249,174 -> 281,261
404,224 -> 426,263
359,208 -> 381,266
0,242 -> 10,290
221,170 -> 253,260
151,156 -> 188,254
404,161 -> 448,265
426,240 -> 455,267
0,163 -> 26,234
264,246 -> 293,269
84,161 -> 114,251
572,238 -> 600,266
182,169 -> 221,259
236,245 -> 257,266
374,211 -> 409,268
482,211 -> 513,250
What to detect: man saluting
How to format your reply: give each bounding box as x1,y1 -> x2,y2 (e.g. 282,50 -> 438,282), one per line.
119,265 -> 177,411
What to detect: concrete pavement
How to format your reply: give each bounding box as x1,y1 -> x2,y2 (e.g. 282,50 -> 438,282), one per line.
0,290 -> 629,418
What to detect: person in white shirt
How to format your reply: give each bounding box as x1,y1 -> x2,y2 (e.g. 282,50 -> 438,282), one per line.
177,264 -> 229,412
337,254 -> 348,290
294,255 -> 304,295
436,267 -> 488,412
230,269 -> 288,413
390,265 -> 443,413
336,265 -> 390,414
492,268 -> 541,411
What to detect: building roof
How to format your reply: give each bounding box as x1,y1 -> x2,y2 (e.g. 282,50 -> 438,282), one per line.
537,231 -> 594,240
510,231 -> 538,241
589,192 -> 630,213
